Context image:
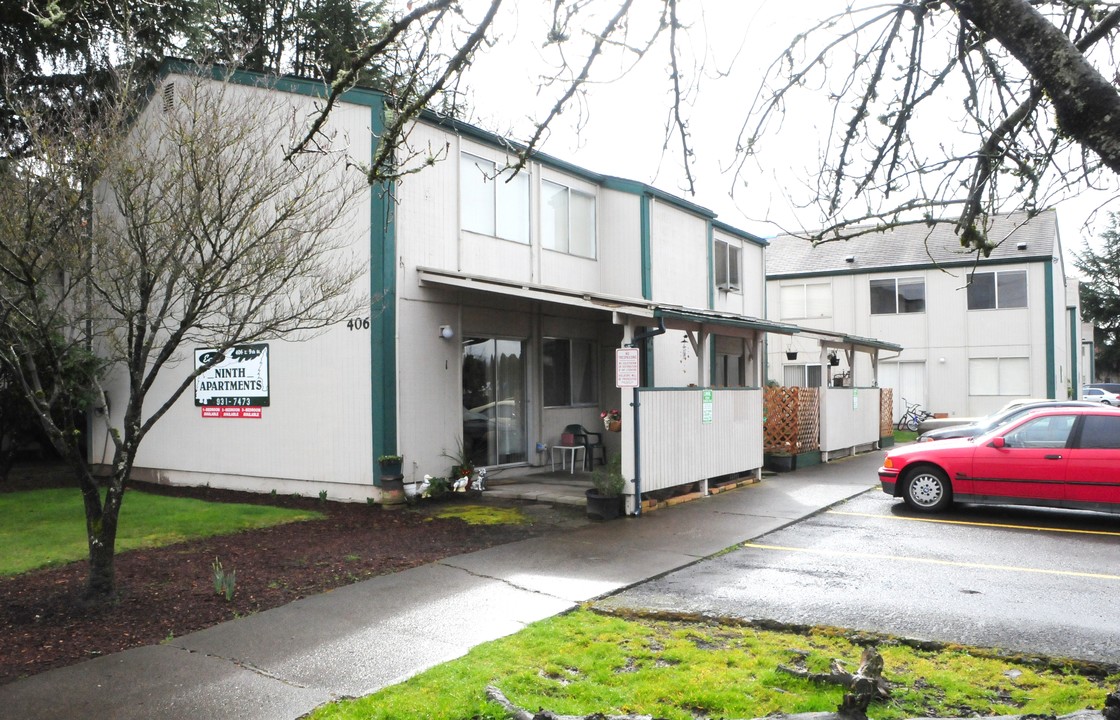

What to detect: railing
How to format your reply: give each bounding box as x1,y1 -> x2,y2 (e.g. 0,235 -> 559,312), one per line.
634,387 -> 763,494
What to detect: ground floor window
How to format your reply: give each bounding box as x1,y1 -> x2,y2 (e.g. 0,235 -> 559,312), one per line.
782,364 -> 822,388
969,357 -> 1029,396
462,337 -> 526,466
542,337 -> 596,407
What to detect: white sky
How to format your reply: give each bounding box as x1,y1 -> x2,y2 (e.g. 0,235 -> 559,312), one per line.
451,0 -> 1115,264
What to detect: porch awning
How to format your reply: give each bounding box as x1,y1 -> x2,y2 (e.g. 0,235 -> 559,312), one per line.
416,267 -> 657,317
798,328 -> 903,353
655,307 -> 799,336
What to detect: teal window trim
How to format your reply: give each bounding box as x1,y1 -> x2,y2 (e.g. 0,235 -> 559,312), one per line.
1044,261 -> 1055,399
640,194 -> 652,300
370,102 -> 398,485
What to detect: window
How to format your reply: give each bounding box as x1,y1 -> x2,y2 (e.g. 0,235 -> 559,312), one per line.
460,152 -> 530,243
714,337 -> 746,387
542,338 -> 596,406
967,270 -> 1027,310
782,364 -> 823,388
779,282 -> 831,319
870,278 -> 925,314
542,179 -> 596,257
714,240 -> 741,291
1003,414 -> 1075,449
968,357 -> 1029,395
1079,415 -> 1120,449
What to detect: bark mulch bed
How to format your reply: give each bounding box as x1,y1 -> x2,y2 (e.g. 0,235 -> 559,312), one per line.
1,461 -> 583,685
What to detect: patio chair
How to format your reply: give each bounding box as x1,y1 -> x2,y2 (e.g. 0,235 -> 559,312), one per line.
562,424 -> 605,470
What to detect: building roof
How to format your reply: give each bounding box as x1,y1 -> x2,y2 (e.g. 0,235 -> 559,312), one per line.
765,210 -> 1058,278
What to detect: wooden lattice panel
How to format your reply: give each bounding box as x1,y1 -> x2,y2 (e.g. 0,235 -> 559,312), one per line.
763,387 -> 820,453
880,388 -> 894,438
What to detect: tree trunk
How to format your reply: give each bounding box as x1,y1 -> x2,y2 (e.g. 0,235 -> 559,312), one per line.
78,465 -> 124,602
951,0 -> 1120,174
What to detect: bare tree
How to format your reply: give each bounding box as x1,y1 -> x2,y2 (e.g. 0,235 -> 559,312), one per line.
0,65 -> 366,601
737,0 -> 1120,252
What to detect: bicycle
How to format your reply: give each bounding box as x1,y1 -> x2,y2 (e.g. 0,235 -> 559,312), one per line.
897,398 -> 934,431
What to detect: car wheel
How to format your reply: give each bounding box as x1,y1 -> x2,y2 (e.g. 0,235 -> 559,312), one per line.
902,466 -> 952,512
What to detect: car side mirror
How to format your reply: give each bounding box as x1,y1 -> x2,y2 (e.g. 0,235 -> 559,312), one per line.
990,437 -> 1006,449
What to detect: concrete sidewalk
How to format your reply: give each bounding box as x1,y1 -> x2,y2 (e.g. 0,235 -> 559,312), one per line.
0,451 -> 883,720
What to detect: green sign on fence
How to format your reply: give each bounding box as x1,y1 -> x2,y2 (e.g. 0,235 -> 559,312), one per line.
702,389 -> 713,424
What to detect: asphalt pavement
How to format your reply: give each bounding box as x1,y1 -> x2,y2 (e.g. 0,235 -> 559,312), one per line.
0,452 -> 881,720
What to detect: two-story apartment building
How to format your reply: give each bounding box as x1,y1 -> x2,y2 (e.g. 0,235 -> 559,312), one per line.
94,62 -> 801,510
765,211 -> 1082,420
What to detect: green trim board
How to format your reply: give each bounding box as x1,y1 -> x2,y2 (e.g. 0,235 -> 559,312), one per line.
1045,260 -> 1056,399
369,101 -> 398,486
640,194 -> 653,300
1069,307 -> 1078,397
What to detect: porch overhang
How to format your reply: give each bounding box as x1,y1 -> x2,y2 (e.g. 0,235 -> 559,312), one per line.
797,328 -> 902,354
416,267 -> 657,317
655,307 -> 800,339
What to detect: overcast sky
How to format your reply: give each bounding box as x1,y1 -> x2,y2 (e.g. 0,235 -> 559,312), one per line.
452,0 -> 1114,264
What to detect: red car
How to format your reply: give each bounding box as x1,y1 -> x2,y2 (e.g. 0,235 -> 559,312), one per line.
880,406 -> 1120,514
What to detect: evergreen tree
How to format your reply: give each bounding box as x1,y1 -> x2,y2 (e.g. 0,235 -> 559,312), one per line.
1076,214 -> 1120,380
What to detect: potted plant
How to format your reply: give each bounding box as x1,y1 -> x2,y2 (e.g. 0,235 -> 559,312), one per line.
441,438 -> 477,490
586,455 -> 625,520
378,454 -> 404,477
828,351 -> 840,366
785,349 -> 798,360
600,408 -> 621,432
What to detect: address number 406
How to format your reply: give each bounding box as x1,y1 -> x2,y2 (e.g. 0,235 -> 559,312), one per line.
346,317 -> 370,331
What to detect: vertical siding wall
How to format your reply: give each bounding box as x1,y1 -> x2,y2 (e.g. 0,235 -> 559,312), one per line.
821,387 -> 882,454
636,388 -> 763,493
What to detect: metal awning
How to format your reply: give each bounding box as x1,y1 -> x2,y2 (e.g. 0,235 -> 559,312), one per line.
416,267 -> 657,318
798,328 -> 903,353
655,307 -> 800,337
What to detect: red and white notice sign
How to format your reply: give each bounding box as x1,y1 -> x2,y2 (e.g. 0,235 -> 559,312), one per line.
201,406 -> 262,419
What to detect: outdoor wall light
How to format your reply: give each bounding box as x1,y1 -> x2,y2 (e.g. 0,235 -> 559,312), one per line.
438,325 -> 454,340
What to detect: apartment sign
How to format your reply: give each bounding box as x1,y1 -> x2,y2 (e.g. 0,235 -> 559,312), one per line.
194,344 -> 270,410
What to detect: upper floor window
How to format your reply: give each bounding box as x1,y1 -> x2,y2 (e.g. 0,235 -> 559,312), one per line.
870,277 -> 925,314
714,239 -> 741,292
460,152 -> 530,243
542,338 -> 596,406
967,270 -> 1027,310
780,282 -> 831,319
542,180 -> 596,258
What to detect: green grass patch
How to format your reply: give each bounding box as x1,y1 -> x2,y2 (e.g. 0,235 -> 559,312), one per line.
429,504 -> 529,526
894,429 -> 918,443
0,488 -> 322,576
309,610 -> 1117,720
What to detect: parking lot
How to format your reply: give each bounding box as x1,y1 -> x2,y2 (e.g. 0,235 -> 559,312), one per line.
600,488 -> 1120,665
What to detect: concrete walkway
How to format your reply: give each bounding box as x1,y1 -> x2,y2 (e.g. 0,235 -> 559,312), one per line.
0,451 -> 884,720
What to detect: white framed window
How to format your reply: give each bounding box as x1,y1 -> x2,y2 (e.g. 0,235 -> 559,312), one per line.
542,338 -> 596,407
968,357 -> 1030,395
967,270 -> 1027,310
460,152 -> 530,243
782,364 -> 823,388
714,239 -> 741,292
779,282 -> 831,319
542,179 -> 596,258
870,277 -> 925,314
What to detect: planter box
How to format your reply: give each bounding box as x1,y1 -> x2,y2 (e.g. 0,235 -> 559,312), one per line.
764,453 -> 796,472
585,489 -> 623,521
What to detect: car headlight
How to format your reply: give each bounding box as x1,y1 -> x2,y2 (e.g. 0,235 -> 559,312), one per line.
916,435 -> 932,442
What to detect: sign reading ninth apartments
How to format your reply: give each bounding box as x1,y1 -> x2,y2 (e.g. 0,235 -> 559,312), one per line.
194,344 -> 269,419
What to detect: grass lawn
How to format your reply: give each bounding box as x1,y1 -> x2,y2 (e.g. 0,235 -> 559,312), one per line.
310,610 -> 1117,720
893,429 -> 919,443
0,487 -> 322,576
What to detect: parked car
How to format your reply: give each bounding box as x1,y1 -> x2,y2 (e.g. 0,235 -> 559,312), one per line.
880,406 -> 1120,514
913,397 -> 1049,434
916,400 -> 1100,442
1082,387 -> 1120,406
1085,383 -> 1120,395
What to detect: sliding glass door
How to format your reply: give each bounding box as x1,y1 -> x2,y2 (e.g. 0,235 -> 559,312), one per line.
462,338 -> 526,467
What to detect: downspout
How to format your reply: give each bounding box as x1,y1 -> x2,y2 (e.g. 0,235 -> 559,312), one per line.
627,317 -> 666,516
1044,261 -> 1056,399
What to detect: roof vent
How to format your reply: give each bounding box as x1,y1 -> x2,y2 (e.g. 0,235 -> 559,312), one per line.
1016,241 -> 1027,250
844,255 -> 856,263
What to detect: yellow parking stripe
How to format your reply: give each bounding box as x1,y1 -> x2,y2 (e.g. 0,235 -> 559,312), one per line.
827,510 -> 1120,538
741,543 -> 1120,581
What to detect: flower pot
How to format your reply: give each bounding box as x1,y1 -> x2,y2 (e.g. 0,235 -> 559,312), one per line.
585,488 -> 622,521
829,356 -> 840,366
765,453 -> 796,473
379,475 -> 406,506
608,420 -> 621,432
785,351 -> 798,360
379,460 -> 402,477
